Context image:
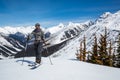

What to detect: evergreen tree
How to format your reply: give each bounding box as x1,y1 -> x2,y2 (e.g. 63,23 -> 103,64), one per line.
76,27 -> 118,67
91,34 -> 99,63
76,42 -> 83,61
98,27 -> 108,65
76,49 -> 79,60
76,36 -> 87,62
108,40 -> 113,66
83,35 -> 87,61
116,33 -> 120,67
79,42 -> 83,61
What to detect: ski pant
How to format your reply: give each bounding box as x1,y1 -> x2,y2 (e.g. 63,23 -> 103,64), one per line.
34,40 -> 43,61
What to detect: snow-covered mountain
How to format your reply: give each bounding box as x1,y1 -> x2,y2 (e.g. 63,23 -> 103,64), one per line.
0,34 -> 24,59
52,10 -> 120,58
0,10 -> 120,80
45,23 -> 65,34
0,26 -> 34,59
0,20 -> 92,59
0,26 -> 34,35
0,10 -> 120,60
46,20 -> 93,45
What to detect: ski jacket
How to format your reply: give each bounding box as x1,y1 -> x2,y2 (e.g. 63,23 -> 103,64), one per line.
31,28 -> 44,41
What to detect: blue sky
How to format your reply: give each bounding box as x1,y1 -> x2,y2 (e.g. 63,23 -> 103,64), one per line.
0,0 -> 120,27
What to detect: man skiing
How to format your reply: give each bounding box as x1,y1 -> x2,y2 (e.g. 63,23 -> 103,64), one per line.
27,23 -> 46,64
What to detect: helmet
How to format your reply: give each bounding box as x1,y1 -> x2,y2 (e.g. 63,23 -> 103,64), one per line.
35,23 -> 40,27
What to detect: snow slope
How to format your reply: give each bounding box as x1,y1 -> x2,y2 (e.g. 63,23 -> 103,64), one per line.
0,34 -> 24,58
52,10 -> 120,58
0,11 -> 120,80
0,57 -> 120,80
0,19 -> 92,59
46,21 -> 93,45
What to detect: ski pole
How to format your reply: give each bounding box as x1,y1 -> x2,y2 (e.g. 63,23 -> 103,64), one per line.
46,47 -> 53,65
22,41 -> 28,65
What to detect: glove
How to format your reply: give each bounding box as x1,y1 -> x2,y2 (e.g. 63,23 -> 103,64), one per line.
44,42 -> 50,46
43,40 -> 47,45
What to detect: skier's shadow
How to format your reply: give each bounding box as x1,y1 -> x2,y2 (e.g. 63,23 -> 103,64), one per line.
16,59 -> 35,65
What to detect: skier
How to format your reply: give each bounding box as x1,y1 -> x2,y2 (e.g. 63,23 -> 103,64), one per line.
27,23 -> 46,64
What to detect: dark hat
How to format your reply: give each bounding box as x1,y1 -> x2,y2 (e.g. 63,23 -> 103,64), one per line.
35,23 -> 40,27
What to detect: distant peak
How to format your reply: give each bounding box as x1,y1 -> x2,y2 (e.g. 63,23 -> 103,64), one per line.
99,12 -> 112,19
116,10 -> 120,13
58,23 -> 64,28
95,12 -> 112,23
115,10 -> 120,15
68,22 -> 74,26
83,20 -> 93,25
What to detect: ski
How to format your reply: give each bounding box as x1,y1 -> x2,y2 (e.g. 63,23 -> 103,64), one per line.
28,64 -> 36,67
30,64 -> 41,70
28,63 -> 41,70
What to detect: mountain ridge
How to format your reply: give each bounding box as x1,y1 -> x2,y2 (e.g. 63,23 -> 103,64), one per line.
0,10 -> 120,59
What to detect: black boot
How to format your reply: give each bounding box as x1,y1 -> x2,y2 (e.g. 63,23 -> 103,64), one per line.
36,59 -> 41,64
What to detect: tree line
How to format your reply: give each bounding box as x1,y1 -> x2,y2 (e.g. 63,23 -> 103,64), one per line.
76,27 -> 120,68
